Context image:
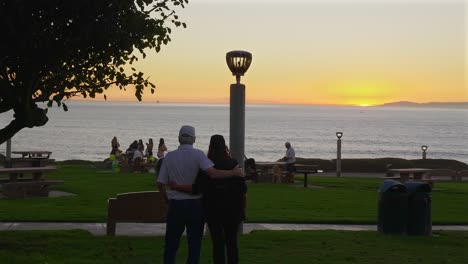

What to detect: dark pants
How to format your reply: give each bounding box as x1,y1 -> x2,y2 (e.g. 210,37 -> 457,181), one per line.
164,199 -> 204,264
207,220 -> 240,264
286,162 -> 296,173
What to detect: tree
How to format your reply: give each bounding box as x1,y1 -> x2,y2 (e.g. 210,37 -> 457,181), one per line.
0,0 -> 188,144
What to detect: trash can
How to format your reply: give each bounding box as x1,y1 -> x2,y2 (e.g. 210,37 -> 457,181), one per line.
378,180 -> 408,234
405,182 -> 432,236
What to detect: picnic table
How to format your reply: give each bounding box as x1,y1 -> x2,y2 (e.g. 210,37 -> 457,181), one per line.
0,166 -> 63,198
12,150 -> 52,158
9,151 -> 53,167
383,168 -> 433,183
295,164 -> 319,188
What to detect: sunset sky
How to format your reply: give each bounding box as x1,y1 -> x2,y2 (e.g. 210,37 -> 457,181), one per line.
93,0 -> 466,106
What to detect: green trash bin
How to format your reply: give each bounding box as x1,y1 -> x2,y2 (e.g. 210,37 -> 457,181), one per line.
405,182 -> 432,236
378,180 -> 408,234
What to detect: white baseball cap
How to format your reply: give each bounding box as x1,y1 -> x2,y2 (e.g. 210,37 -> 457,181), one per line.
179,125 -> 196,137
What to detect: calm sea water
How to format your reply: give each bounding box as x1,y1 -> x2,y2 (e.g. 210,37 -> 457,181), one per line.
1,101 -> 467,164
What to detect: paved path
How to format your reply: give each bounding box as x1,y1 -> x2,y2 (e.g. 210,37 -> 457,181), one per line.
1,222 -> 467,236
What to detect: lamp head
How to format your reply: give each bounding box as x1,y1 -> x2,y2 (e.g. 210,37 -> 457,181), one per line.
336,132 -> 343,139
226,50 -> 252,84
421,145 -> 428,152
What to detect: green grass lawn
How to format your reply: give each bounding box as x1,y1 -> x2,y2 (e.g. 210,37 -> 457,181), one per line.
0,230 -> 466,264
0,165 -> 467,224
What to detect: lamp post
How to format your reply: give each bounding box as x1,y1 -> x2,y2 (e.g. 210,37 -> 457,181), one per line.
336,132 -> 343,177
421,145 -> 428,159
226,50 -> 252,171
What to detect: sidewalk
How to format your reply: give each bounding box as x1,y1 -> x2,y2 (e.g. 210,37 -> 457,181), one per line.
1,222 -> 467,236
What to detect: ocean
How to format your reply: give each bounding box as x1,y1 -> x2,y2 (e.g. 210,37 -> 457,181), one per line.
1,101 -> 467,164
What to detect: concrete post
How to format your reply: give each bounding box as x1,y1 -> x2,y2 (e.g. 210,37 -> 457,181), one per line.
336,138 -> 342,177
230,83 -> 245,170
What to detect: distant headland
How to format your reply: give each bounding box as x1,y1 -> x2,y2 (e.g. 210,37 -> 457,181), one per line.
376,101 -> 468,109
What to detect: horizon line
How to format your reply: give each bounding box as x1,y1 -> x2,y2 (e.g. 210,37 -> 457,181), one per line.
68,98 -> 468,107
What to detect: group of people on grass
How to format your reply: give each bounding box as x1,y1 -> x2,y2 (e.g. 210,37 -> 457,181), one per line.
110,136 -> 168,166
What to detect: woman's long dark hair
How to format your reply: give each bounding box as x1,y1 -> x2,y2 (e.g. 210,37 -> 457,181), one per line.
207,146 -> 230,162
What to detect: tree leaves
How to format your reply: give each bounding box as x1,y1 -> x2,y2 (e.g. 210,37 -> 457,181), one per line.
0,0 -> 188,143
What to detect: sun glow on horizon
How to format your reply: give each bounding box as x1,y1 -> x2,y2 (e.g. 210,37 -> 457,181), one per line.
69,2 -> 465,106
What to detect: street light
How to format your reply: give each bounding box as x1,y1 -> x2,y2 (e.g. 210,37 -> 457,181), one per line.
336,132 -> 343,139
421,145 -> 428,159
226,50 -> 252,170
336,132 -> 343,177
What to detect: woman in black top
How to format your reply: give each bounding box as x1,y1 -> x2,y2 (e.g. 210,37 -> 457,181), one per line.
169,134 -> 247,264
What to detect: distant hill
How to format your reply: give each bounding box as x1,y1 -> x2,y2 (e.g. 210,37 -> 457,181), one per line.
376,101 -> 468,109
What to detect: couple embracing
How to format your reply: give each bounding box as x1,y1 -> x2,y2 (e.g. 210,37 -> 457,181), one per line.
156,125 -> 247,264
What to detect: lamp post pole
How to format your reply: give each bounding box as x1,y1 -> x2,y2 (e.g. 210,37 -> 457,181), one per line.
226,50 -> 252,236
336,132 -> 343,177
226,51 -> 252,171
421,145 -> 428,159
230,83 -> 245,169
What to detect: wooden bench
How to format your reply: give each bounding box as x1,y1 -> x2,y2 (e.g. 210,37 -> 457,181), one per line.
0,166 -> 57,181
9,158 -> 55,168
1,180 -> 64,198
106,191 -> 167,236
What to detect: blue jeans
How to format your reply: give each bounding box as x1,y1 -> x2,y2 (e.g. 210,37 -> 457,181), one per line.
164,199 -> 204,264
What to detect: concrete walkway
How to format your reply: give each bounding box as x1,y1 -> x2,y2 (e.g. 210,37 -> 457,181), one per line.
1,222 -> 467,236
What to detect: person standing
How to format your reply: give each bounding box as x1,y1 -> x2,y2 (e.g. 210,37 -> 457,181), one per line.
156,126 -> 243,264
138,139 -> 145,155
170,134 -> 247,264
279,142 -> 296,183
155,138 -> 167,174
110,136 -> 121,156
146,138 -> 154,157
157,138 -> 168,158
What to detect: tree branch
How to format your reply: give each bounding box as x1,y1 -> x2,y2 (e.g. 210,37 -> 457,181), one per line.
0,118 -> 24,145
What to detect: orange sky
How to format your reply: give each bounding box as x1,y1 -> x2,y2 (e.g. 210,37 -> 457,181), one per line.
78,0 -> 467,106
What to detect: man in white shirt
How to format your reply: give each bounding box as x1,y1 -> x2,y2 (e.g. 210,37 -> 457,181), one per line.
280,142 -> 296,182
157,125 -> 243,264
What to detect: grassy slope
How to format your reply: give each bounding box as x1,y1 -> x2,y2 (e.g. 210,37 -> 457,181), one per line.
0,230 -> 466,264
0,165 -> 467,224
